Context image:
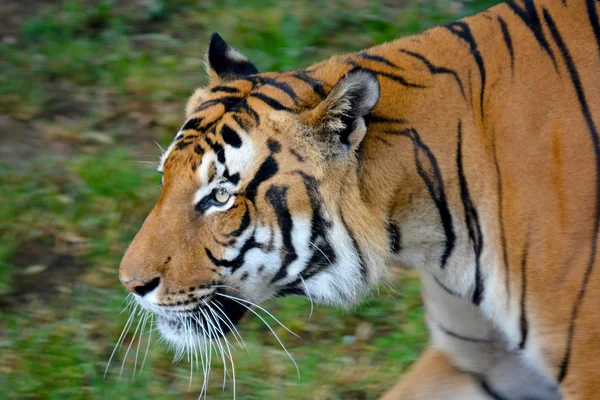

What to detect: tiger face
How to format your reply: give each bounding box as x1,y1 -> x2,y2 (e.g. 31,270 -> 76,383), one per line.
119,33 -> 383,349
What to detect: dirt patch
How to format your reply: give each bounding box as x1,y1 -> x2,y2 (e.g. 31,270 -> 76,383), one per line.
0,238 -> 86,308
0,116 -> 49,167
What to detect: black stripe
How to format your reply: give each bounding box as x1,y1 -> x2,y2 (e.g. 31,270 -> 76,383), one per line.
296,171 -> 332,242
227,203 -> 251,238
543,8 -> 600,383
341,209 -> 367,280
456,121 -> 485,305
291,71 -> 327,98
250,92 -> 290,111
387,220 -> 401,253
497,16 -> 515,78
213,234 -> 237,248
369,115 -> 408,124
205,136 -> 226,164
295,171 -> 336,281
467,70 -> 474,108
181,117 -> 204,132
280,230 -> 338,294
238,99 -> 260,125
223,168 -> 240,185
480,380 -> 510,400
290,149 -> 304,162
388,128 -> 456,268
211,86 -> 240,94
247,76 -> 300,106
374,136 -> 392,146
492,139 -> 510,306
245,156 -> 278,203
433,274 -> 463,297
220,124 -> 242,148
358,53 -> 403,69
206,234 -> 258,272
437,321 -> 492,344
505,0 -> 559,71
232,114 -> 250,131
364,68 -> 425,89
587,0 -> 600,61
175,139 -> 194,150
398,49 -> 466,100
346,62 -> 426,88
444,21 -> 486,118
519,234 -> 530,350
266,186 -> 298,283
262,78 -> 299,105
195,96 -> 242,113
304,241 -> 336,278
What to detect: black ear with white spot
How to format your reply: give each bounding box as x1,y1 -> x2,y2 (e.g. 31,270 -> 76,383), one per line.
206,32 -> 258,84
302,70 -> 380,153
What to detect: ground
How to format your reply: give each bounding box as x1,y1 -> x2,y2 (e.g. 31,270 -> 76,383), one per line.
0,0 -> 498,398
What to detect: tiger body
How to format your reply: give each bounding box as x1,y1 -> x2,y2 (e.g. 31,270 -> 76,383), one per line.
119,0 -> 600,398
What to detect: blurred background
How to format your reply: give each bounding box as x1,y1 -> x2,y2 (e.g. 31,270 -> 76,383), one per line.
1,0 -> 499,398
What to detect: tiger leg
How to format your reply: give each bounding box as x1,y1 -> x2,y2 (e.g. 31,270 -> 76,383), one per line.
379,347 -> 489,400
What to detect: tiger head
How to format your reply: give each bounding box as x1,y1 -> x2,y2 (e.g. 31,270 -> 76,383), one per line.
119,33 -> 388,348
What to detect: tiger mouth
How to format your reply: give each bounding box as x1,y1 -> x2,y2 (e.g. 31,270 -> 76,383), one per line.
157,294 -> 248,341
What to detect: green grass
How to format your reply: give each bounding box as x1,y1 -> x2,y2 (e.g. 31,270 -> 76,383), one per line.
0,0 -> 500,398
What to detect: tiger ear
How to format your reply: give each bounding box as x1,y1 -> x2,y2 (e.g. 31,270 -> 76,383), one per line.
300,70 -> 380,153
206,33 -> 259,84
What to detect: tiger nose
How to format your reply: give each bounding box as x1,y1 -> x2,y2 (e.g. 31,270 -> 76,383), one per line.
121,276 -> 161,297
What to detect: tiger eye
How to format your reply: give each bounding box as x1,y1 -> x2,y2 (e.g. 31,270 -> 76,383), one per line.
214,188 -> 231,204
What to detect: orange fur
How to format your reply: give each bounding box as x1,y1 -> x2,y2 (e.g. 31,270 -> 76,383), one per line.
120,0 -> 600,397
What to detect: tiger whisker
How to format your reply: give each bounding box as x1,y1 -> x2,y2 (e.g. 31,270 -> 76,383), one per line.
210,299 -> 248,352
120,306 -> 145,379
217,293 -> 300,338
189,313 -> 211,398
186,318 -> 194,390
202,323 -> 213,400
132,310 -> 149,381
209,284 -> 237,292
140,313 -> 154,375
192,317 -> 208,399
154,140 -> 165,154
299,275 -> 314,321
204,302 -> 237,398
200,303 -> 237,355
193,310 -> 226,381
105,302 -> 138,378
173,314 -> 185,363
308,240 -> 333,264
198,308 -> 230,389
216,293 -> 300,379
120,293 -> 136,314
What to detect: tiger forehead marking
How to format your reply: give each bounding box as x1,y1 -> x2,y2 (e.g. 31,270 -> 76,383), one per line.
159,72 -> 325,182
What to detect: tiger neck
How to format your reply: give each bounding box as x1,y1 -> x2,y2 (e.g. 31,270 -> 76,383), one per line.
309,5 -> 508,280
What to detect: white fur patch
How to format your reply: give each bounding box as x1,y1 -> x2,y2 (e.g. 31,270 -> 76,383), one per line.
223,136 -> 255,184
303,214 -> 366,306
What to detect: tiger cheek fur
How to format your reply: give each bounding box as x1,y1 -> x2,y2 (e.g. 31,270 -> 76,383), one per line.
119,2 -> 600,398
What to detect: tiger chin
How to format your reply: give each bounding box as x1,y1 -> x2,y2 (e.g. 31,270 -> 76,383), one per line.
118,0 -> 600,398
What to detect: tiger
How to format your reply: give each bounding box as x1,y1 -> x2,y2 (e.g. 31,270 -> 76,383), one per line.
118,0 -> 600,398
